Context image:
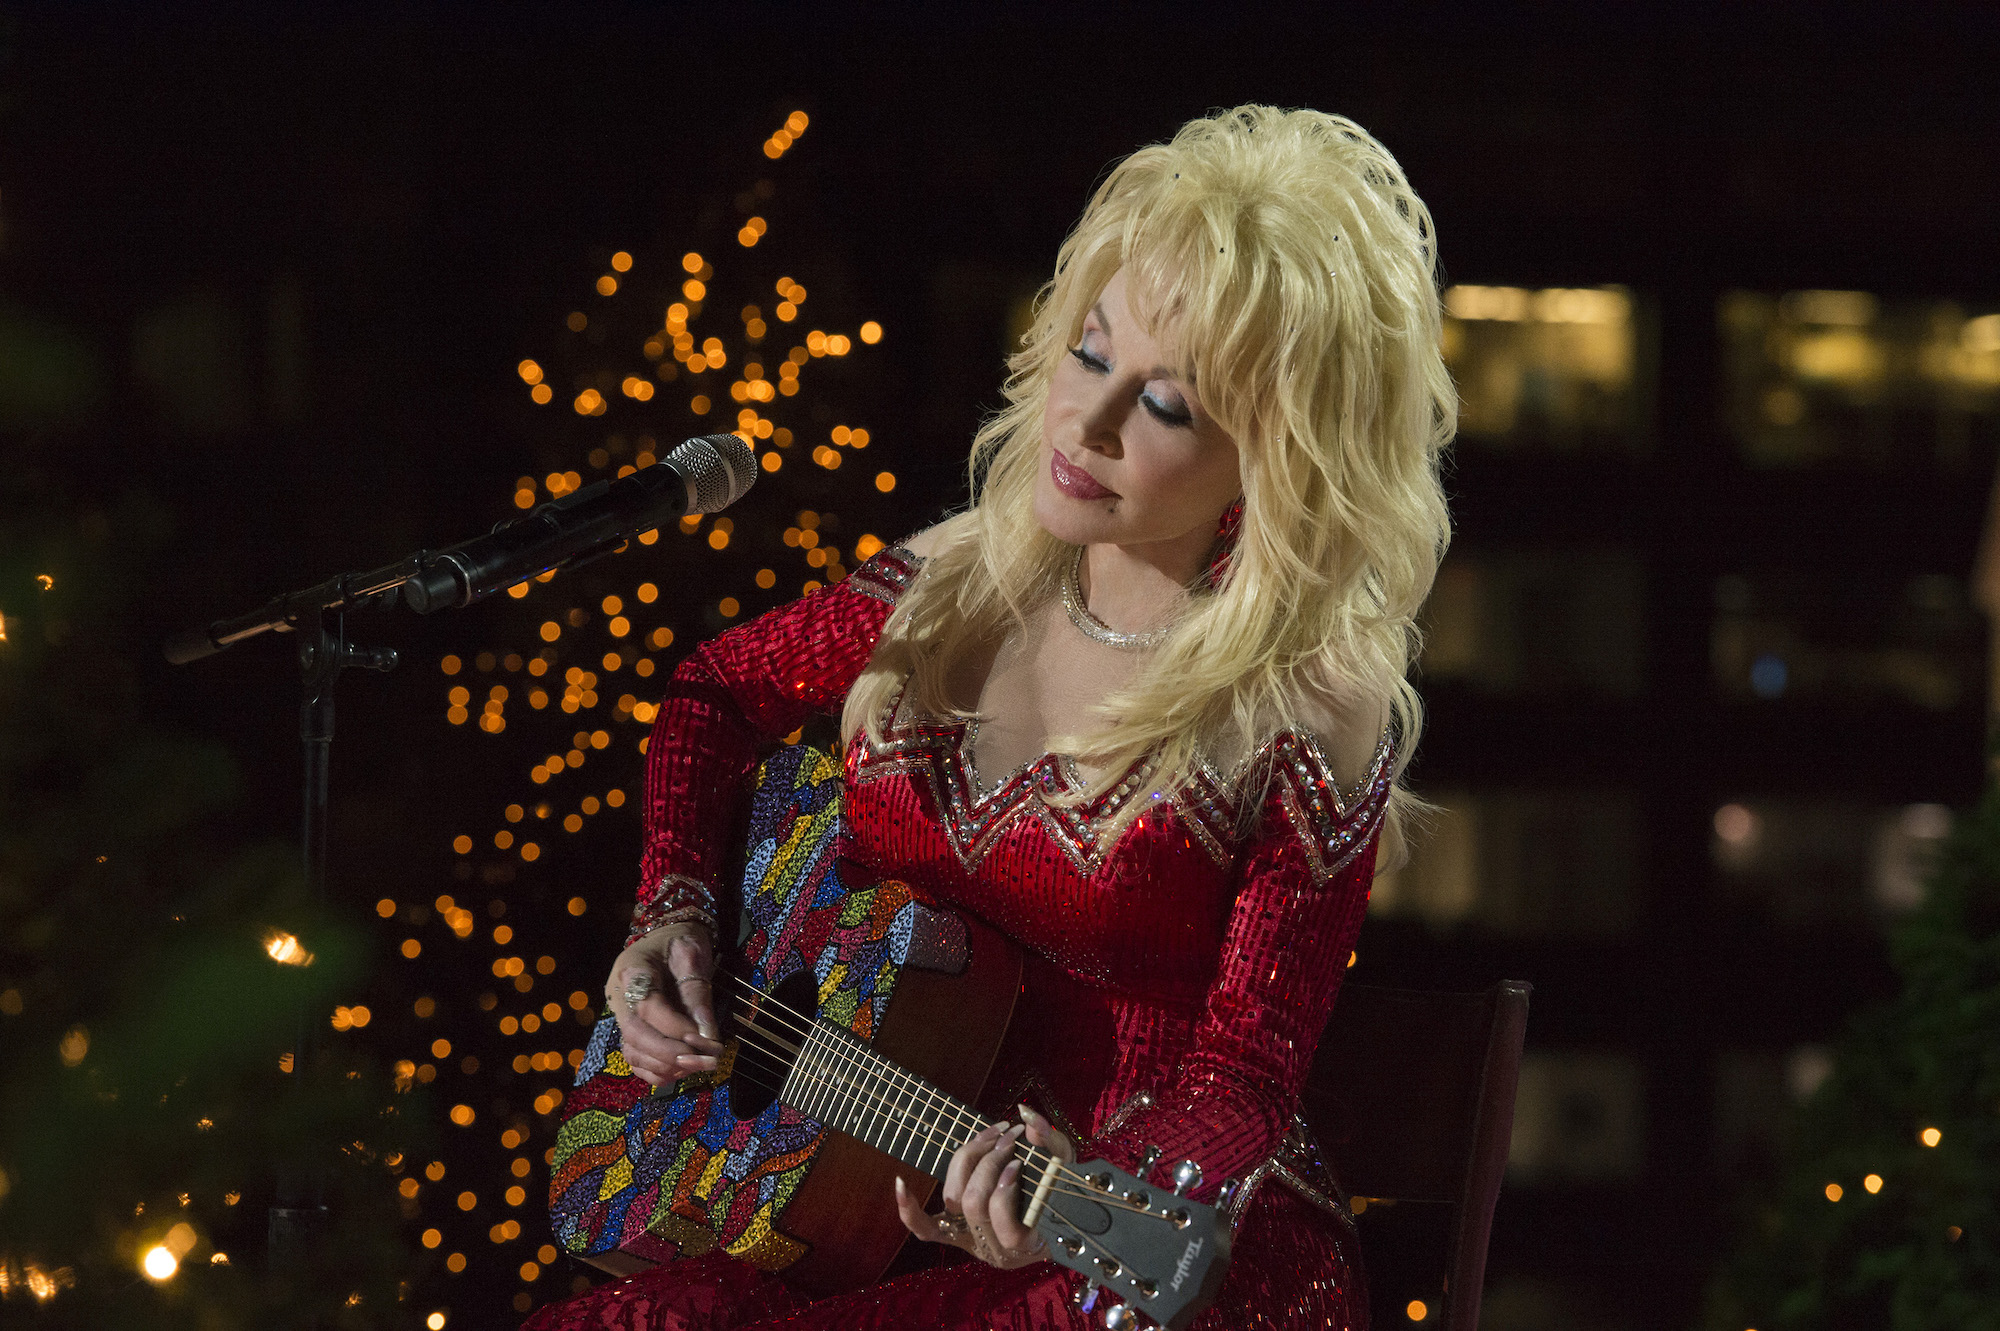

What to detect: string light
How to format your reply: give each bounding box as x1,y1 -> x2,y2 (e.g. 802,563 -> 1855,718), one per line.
400,108 -> 892,1317
264,931 -> 313,966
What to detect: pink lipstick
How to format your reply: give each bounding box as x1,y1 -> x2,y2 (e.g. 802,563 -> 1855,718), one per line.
1050,450 -> 1116,501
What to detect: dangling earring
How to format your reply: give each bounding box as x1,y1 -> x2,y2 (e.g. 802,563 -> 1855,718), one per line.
1204,497 -> 1244,590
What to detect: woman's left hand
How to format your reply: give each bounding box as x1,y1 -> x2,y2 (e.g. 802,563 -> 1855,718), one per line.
893,1103 -> 1074,1269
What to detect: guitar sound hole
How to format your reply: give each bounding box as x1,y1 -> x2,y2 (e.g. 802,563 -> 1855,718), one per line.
728,968 -> 819,1120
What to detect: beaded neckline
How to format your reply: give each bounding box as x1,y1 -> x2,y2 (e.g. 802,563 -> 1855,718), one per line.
852,696 -> 1167,877
851,692 -> 1396,883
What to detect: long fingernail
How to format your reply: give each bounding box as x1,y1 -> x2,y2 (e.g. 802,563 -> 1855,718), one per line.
894,1177 -> 906,1198
1001,1161 -> 1020,1183
1018,1103 -> 1042,1124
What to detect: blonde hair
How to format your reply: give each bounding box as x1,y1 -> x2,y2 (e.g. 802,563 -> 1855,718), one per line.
843,105 -> 1453,850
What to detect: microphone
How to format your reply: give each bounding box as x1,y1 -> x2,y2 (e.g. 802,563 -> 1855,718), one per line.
401,433 -> 757,613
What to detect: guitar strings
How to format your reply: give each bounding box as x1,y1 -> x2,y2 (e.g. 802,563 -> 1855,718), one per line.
715,1008 -> 1166,1288
633,965 -> 1180,1231
717,1008 -> 1172,1226
731,978 -> 987,1151
709,975 -> 1167,1225
700,989 -> 1166,1224
714,970 -> 992,1158
629,1026 -> 1156,1244
709,970 -> 1128,1208
706,970 -> 1082,1188
619,997 -> 1179,1287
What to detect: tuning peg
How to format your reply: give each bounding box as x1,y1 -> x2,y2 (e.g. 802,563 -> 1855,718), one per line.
1136,1145 -> 1163,1176
1215,1176 -> 1241,1210
1171,1159 -> 1203,1195
1102,1301 -> 1137,1329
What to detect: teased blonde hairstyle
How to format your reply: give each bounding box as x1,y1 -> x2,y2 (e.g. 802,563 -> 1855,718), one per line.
843,105 -> 1453,849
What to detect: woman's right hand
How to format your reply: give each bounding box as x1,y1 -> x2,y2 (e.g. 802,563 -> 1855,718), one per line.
603,923 -> 725,1088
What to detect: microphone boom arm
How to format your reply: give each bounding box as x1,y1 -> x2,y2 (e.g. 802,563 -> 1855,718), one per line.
164,432 -> 755,665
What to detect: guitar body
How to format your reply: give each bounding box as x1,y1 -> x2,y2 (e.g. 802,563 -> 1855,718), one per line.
550,744 -> 1024,1293
777,902 -> 1021,1296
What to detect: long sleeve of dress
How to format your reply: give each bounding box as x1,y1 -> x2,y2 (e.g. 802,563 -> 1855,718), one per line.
1088,733 -> 1389,1207
627,552 -> 921,943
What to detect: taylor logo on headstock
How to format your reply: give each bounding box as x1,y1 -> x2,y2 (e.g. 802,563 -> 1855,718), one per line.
1170,1237 -> 1204,1293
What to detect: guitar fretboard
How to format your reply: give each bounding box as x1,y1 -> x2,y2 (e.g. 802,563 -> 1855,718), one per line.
759,1003 -> 1224,1327
781,1017 -> 1050,1191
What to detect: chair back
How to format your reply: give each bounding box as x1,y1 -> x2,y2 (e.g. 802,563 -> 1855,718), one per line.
1303,980 -> 1531,1331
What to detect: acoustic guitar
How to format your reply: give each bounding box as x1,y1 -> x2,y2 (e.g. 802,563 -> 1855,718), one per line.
549,743 -> 1232,1330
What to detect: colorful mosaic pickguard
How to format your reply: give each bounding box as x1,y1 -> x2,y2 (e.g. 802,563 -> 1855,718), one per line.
549,744 -> 924,1270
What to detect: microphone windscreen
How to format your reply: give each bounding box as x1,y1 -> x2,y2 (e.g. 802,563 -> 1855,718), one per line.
672,433 -> 759,513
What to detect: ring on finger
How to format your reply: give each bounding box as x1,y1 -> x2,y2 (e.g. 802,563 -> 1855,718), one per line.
622,972 -> 656,1013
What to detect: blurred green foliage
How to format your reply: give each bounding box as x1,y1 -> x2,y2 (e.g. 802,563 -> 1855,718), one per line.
0,485 -> 429,1327
1707,764 -> 2000,1330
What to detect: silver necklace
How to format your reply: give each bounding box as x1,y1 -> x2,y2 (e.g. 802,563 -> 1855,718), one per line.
1060,548 -> 1175,650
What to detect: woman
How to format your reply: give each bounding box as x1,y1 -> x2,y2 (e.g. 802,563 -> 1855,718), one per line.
529,104 -> 1452,1331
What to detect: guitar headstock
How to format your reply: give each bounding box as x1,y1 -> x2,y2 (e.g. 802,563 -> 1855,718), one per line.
1027,1155 -> 1232,1331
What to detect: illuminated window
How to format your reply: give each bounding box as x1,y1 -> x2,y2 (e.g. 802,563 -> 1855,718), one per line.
1421,551 -> 1644,698
1711,798 -> 1952,929
1711,571 -> 1978,710
1370,787 -> 1640,938
1721,291 -> 2000,468
1442,284 -> 1648,453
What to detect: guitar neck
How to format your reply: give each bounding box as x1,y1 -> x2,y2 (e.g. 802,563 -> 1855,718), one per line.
752,991 -> 1227,1330
780,1015 -> 1027,1185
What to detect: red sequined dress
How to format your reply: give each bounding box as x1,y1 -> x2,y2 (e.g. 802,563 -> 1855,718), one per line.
526,548 -> 1386,1331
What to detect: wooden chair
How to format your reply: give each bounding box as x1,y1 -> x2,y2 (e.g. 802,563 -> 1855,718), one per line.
1302,980 -> 1532,1331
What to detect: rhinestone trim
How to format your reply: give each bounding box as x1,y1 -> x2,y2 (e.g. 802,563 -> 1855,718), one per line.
627,873 -> 719,947
846,546 -> 925,606
852,694 -> 1393,884
1261,728 -> 1395,882
851,700 -> 1160,876
1217,1116 -> 1358,1234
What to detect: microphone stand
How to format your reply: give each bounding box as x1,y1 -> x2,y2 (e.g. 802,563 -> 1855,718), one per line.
164,435 -> 755,1294
167,565 -> 410,1285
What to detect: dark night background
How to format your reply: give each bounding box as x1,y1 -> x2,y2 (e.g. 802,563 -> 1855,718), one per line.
3,3 -> 1998,1328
